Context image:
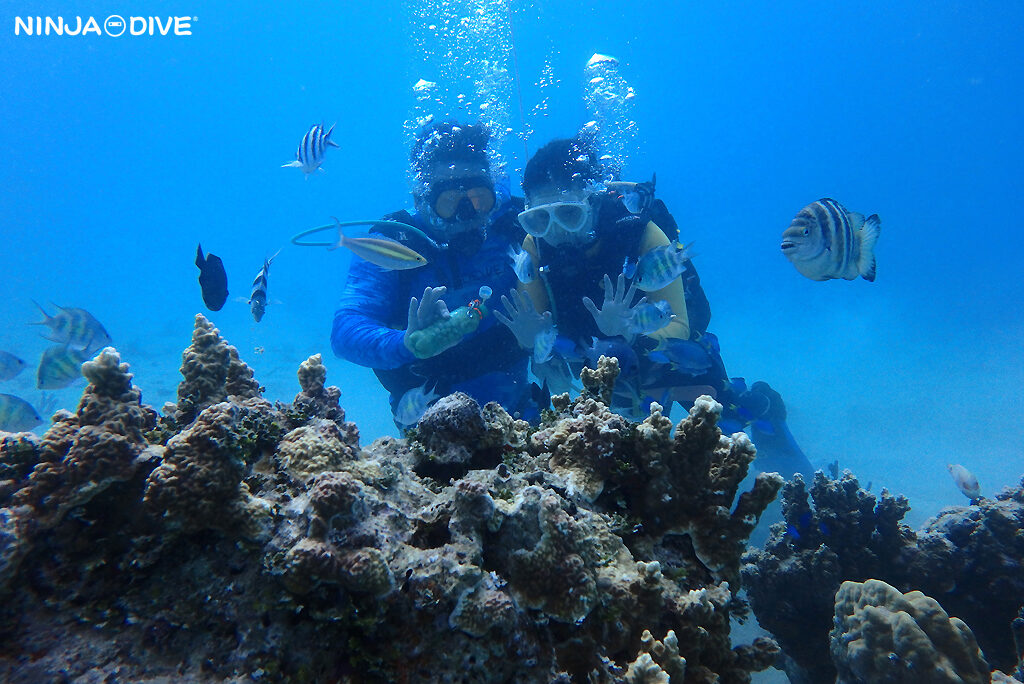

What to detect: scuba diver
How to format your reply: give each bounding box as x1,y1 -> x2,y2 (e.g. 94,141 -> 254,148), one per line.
496,135 -> 814,478
331,120 -> 534,429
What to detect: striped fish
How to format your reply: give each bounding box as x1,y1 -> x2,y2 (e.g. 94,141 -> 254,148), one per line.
31,302 -> 112,349
634,243 -> 694,291
0,393 -> 42,432
629,299 -> 673,335
282,123 -> 339,177
37,344 -> 90,390
781,199 -> 881,281
249,254 -> 277,323
394,382 -> 440,429
329,218 -> 428,270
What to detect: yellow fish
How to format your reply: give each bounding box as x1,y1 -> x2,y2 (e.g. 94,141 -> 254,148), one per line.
329,218 -> 427,271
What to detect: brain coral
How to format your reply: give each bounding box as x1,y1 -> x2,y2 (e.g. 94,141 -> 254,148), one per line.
831,578 -> 990,684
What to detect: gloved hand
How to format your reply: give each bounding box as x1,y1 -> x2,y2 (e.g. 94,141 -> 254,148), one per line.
582,273 -> 644,340
494,288 -> 553,349
404,286 -> 461,359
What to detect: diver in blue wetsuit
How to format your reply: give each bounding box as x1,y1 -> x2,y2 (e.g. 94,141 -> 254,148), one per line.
331,121 -> 533,428
497,135 -> 814,478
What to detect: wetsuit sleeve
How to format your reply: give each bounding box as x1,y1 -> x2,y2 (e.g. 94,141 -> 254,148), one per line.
639,222 -> 691,342
519,235 -> 551,313
331,257 -> 417,369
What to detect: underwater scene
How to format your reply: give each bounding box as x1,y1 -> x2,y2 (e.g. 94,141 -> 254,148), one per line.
1,1 -> 1022,682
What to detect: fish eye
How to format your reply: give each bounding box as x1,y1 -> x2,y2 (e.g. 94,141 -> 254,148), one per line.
802,228 -> 809,236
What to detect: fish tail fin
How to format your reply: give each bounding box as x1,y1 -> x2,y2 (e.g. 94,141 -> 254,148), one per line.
677,240 -> 697,262
195,243 -> 205,267
857,214 -> 881,282
29,299 -> 51,326
327,217 -> 345,252
281,160 -> 302,168
325,123 -> 340,148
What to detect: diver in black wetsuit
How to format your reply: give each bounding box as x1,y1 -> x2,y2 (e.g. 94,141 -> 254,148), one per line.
496,135 -> 814,478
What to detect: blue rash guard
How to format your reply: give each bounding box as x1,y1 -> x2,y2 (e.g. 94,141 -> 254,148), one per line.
331,193 -> 534,425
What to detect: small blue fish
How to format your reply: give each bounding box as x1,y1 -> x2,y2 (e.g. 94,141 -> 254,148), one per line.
647,339 -> 713,374
629,300 -> 673,335
0,393 -> 42,432
507,245 -> 534,284
621,256 -> 637,280
282,123 -> 339,177
0,351 -> 26,381
583,337 -> 638,377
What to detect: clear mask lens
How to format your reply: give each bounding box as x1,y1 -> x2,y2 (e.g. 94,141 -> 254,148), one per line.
518,201 -> 590,239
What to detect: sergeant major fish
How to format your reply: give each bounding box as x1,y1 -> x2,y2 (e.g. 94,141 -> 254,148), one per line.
330,217 -> 428,270
37,344 -> 91,390
633,242 -> 694,291
282,123 -> 339,177
395,382 -> 440,430
249,253 -> 277,323
0,351 -> 26,381
31,302 -> 112,350
195,243 -> 229,311
781,198 -> 881,281
533,325 -> 557,364
629,300 -> 673,335
0,393 -> 42,432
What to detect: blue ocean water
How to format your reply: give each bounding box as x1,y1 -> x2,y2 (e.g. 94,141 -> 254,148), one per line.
1,0 -> 1021,544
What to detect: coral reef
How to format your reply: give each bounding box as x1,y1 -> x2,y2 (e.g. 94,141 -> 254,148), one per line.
830,578 -> 989,684
0,327 -> 785,682
0,348 -> 155,592
165,314 -> 262,427
743,471 -> 1024,681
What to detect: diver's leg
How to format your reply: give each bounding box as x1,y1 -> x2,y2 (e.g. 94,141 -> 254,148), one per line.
747,381 -> 815,479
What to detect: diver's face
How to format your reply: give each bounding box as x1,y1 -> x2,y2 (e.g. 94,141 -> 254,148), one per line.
423,161 -> 495,234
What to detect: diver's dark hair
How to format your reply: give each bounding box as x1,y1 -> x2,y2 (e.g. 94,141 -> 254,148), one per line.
411,120 -> 491,179
522,137 -> 603,198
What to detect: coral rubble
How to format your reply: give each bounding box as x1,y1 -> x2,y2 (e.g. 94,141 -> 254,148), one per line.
0,320 -> 781,683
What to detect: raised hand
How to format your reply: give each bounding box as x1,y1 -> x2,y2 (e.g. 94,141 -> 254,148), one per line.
582,273 -> 645,339
404,286 -> 459,358
494,289 -> 553,349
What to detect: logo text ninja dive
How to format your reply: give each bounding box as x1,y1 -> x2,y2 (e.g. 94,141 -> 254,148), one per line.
14,16 -> 195,37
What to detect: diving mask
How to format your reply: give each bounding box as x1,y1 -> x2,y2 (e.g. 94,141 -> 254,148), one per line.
428,177 -> 497,223
517,199 -> 593,243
